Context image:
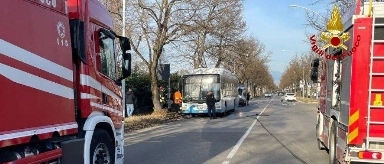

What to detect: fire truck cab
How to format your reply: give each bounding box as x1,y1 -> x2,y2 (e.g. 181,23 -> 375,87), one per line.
0,0 -> 130,163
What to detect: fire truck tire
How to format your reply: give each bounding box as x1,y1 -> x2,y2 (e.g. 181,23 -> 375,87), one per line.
316,118 -> 325,150
90,129 -> 115,164
329,121 -> 337,164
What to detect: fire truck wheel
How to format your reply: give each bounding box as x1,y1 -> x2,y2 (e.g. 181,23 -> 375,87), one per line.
329,121 -> 337,164
90,129 -> 115,164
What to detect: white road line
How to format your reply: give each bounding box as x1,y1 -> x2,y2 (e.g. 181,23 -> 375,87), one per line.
222,161 -> 229,164
223,96 -> 274,163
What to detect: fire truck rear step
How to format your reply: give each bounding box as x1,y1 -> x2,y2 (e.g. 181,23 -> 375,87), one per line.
369,121 -> 384,125
367,137 -> 384,142
370,73 -> 384,76
372,56 -> 384,59
369,89 -> 384,92
369,105 -> 384,108
372,40 -> 384,43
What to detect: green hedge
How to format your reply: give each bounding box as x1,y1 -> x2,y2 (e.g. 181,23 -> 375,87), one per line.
125,72 -> 183,115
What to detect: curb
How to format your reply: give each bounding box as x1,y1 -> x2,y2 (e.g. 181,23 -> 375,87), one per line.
297,100 -> 318,104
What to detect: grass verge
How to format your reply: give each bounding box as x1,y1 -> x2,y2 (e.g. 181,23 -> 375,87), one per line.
124,110 -> 182,132
296,97 -> 318,103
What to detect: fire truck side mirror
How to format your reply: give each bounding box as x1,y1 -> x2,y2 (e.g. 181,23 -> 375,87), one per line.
115,37 -> 132,85
121,52 -> 131,79
120,37 -> 131,52
120,37 -> 131,77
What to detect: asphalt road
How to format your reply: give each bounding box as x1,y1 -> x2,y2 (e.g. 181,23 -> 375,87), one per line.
123,95 -> 329,164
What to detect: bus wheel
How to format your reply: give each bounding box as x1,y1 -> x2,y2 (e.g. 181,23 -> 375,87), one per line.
222,111 -> 227,117
90,129 -> 115,164
329,121 -> 337,164
223,105 -> 228,117
233,100 -> 236,112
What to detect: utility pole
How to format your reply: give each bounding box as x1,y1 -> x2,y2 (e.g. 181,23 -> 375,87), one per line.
122,0 -> 126,115
302,67 -> 305,98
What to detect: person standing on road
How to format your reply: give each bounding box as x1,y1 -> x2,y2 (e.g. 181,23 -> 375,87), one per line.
246,92 -> 251,105
125,88 -> 137,118
206,90 -> 216,119
173,89 -> 182,113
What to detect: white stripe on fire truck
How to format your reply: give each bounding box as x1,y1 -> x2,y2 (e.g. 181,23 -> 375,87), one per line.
0,39 -> 73,82
0,122 -> 78,141
80,93 -> 100,99
90,102 -> 123,116
80,74 -> 121,100
0,63 -> 74,99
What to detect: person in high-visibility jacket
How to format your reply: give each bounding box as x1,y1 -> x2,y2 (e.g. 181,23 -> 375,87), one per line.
173,89 -> 182,113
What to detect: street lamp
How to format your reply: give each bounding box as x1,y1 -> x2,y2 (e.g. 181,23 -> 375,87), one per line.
289,5 -> 327,21
282,50 -> 305,98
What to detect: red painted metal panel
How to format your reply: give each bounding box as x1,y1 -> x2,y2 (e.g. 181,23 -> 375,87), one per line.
27,0 -> 67,14
369,125 -> 384,138
0,55 -> 73,88
373,43 -> 384,56
67,0 -> 113,29
0,0 -> 77,148
370,108 -> 384,123
349,17 -> 373,145
0,0 -> 73,69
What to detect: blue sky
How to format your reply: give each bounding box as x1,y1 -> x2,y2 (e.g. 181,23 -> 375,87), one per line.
242,0 -> 331,84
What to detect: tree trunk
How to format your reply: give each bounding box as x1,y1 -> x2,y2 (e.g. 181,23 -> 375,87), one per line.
150,62 -> 162,111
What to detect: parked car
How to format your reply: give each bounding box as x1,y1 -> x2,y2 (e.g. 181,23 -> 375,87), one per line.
264,92 -> 272,97
278,92 -> 285,96
281,93 -> 296,102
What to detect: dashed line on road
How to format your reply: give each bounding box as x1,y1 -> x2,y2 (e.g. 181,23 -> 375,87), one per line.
222,96 -> 274,164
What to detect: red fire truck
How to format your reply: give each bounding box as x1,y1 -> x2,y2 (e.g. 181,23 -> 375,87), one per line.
0,0 -> 131,163
312,0 -> 384,163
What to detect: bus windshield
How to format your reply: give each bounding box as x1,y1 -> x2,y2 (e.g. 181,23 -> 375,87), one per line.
183,74 -> 220,103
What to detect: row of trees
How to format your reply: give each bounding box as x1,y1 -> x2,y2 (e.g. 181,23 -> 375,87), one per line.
279,53 -> 317,96
99,0 -> 276,110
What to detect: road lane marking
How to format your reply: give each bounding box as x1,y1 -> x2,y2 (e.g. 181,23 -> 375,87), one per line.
224,96 -> 274,161
222,161 -> 229,164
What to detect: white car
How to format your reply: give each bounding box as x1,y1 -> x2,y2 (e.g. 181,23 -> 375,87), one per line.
281,93 -> 296,102
264,92 -> 272,97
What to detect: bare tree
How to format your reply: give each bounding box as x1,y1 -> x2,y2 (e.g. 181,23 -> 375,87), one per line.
171,0 -> 245,69
102,0 -> 275,108
279,52 -> 317,95
123,0 -> 198,110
